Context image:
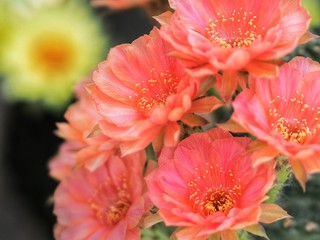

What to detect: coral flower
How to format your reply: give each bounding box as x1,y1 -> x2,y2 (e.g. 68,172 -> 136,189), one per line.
157,0 -> 311,77
54,151 -> 150,240
1,1 -> 107,109
92,27 -> 222,156
48,141 -> 79,181
232,57 -> 320,189
91,0 -> 151,9
146,128 -> 286,240
49,79 -> 117,180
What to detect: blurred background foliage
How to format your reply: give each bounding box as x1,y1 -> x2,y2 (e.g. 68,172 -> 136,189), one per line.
262,174 -> 320,240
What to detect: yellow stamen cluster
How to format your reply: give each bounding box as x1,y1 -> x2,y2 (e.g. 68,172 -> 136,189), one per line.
188,163 -> 242,216
205,7 -> 262,48
269,93 -> 320,144
203,189 -> 235,215
131,69 -> 179,112
274,117 -> 311,143
105,190 -> 131,225
90,176 -> 131,225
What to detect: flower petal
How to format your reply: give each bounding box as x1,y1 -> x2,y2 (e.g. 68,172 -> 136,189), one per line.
259,203 -> 292,224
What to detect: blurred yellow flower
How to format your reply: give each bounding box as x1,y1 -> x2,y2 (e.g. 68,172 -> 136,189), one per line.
1,0 -> 108,110
0,1 -> 14,69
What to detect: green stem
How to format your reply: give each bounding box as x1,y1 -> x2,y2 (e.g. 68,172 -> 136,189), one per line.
237,230 -> 254,240
146,143 -> 157,161
266,155 -> 291,203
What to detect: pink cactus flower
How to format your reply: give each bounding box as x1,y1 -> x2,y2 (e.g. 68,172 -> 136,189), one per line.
54,151 -> 150,240
49,79 -> 117,179
232,57 -> 320,189
146,128 -> 285,240
157,0 -> 311,77
48,141 -> 79,181
92,27 -> 222,156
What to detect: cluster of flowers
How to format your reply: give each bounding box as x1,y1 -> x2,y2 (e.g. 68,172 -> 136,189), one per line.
49,0 -> 320,239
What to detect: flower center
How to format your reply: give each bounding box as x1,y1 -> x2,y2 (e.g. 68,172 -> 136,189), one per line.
104,190 -> 131,225
30,33 -> 75,75
90,178 -> 131,225
188,164 -> 242,216
269,94 -> 320,144
132,69 -> 179,112
274,117 -> 311,144
203,189 -> 235,215
205,8 -> 262,48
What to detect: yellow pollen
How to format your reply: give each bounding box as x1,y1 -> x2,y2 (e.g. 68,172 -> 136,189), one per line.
188,164 -> 241,216
274,117 -> 311,143
205,8 -> 261,48
89,178 -> 131,225
269,94 -> 320,144
203,190 -> 235,215
105,194 -> 131,225
132,69 -> 179,112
